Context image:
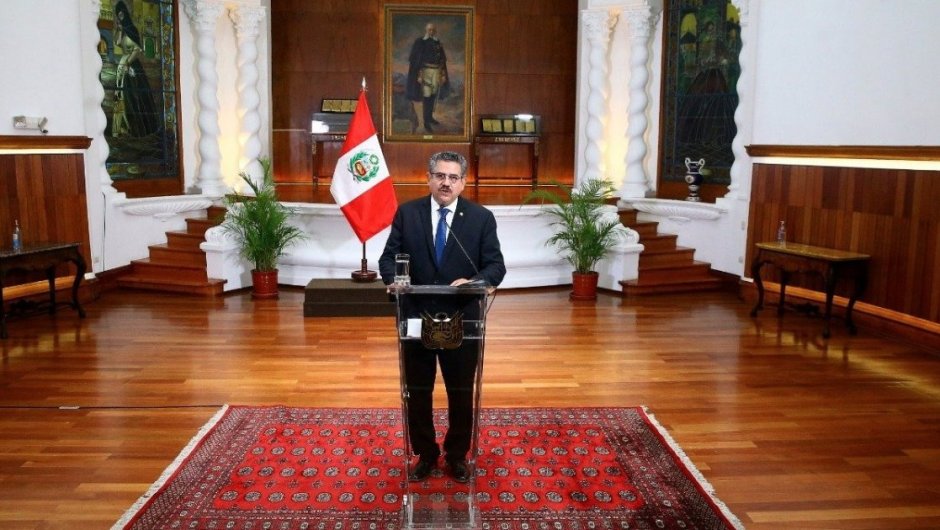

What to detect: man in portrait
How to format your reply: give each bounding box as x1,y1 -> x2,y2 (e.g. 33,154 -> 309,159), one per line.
406,22 -> 451,133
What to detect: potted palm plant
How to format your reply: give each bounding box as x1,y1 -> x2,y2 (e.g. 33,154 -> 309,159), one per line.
220,159 -> 307,299
524,179 -> 623,301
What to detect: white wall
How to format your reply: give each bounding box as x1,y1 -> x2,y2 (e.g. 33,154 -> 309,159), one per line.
0,1 -> 87,135
751,0 -> 940,146
0,0 -> 270,273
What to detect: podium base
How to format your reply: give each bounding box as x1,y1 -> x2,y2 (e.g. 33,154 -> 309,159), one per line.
402,492 -> 481,530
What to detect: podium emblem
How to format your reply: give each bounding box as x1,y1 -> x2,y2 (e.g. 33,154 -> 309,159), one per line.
421,312 -> 463,350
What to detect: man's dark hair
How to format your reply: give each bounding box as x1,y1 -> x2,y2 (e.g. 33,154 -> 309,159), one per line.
428,151 -> 468,178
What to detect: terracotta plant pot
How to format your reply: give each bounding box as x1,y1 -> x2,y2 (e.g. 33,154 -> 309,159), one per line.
570,271 -> 599,301
251,269 -> 279,299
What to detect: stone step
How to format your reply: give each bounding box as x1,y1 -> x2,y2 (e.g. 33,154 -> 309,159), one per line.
635,261 -> 714,283
630,221 -> 660,239
148,243 -> 207,268
638,233 -> 678,252
125,258 -> 210,283
638,247 -> 697,267
620,276 -> 724,296
186,217 -> 219,236
166,230 -> 207,251
618,209 -> 638,226
117,276 -> 226,296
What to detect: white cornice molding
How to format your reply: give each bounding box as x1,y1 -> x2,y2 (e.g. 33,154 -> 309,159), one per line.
115,196 -> 215,218
619,198 -> 727,222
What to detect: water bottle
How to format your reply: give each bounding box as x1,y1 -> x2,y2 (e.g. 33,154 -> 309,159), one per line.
12,219 -> 22,252
776,221 -> 786,244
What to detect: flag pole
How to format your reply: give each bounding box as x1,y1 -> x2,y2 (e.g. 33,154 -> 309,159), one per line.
351,241 -> 377,282
351,76 -> 378,283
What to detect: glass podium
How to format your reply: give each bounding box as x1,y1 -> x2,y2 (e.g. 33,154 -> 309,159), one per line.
392,284 -> 491,530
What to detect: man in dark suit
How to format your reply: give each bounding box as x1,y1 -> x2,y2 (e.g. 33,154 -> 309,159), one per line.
406,22 -> 451,133
379,151 -> 506,483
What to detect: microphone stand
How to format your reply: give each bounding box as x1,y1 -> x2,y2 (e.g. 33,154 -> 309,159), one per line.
351,241 -> 377,282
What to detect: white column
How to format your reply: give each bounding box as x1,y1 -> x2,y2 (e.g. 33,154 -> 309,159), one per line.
579,10 -> 617,186
229,4 -> 266,188
80,0 -> 113,274
81,0 -> 115,197
183,0 -> 226,197
618,6 -> 655,199
725,0 -> 753,200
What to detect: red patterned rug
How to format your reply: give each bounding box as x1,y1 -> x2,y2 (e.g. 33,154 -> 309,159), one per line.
114,406 -> 742,529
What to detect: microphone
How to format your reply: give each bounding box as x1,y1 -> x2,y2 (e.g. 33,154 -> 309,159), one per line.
442,212 -> 485,286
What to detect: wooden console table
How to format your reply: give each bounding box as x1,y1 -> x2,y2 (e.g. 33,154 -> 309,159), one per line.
473,134 -> 540,190
311,133 -> 346,186
750,241 -> 870,338
0,242 -> 87,339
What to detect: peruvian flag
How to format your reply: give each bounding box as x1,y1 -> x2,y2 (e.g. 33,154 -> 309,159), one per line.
330,89 -> 398,243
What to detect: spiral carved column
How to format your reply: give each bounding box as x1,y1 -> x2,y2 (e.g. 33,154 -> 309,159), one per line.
229,4 -> 265,188
83,0 -> 114,195
726,0 -> 751,200
580,10 -> 617,186
618,6 -> 654,199
183,0 -> 226,197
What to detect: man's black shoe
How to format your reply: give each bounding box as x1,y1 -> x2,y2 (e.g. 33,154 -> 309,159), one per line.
448,460 -> 471,483
408,459 -> 436,482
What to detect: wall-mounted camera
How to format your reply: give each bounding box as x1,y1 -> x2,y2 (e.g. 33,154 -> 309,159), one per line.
13,115 -> 49,134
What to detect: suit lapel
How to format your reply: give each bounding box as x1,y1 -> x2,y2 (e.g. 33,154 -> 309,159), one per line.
419,198 -> 436,266
442,201 -> 468,266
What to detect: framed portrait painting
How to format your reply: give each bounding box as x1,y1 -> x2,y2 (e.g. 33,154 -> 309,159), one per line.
384,5 -> 473,142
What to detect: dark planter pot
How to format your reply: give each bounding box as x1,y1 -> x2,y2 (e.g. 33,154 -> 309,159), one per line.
251,269 -> 279,299
570,271 -> 599,301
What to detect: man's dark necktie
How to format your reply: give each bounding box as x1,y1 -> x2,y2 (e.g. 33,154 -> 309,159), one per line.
435,207 -> 450,265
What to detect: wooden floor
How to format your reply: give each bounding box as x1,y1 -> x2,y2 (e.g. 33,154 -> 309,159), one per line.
1,287 -> 940,529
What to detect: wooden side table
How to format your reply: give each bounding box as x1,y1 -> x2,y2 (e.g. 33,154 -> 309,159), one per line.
749,241 -> 870,338
0,242 -> 87,339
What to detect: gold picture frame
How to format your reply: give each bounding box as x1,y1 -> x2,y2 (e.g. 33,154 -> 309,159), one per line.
321,99 -> 358,113
384,5 -> 473,142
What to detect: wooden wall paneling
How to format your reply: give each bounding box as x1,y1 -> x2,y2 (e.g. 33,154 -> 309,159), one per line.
0,157 -> 18,247
1,152 -> 91,287
913,172 -> 940,221
381,142 -> 472,185
928,222 -> 940,321
18,155 -> 49,240
271,0 -> 577,189
272,130 -> 311,184
747,162 -> 940,325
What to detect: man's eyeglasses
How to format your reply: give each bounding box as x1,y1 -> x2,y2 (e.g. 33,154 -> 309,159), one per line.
430,172 -> 464,184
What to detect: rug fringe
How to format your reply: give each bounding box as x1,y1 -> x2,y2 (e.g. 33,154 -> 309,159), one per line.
111,405 -> 230,530
640,406 -> 746,530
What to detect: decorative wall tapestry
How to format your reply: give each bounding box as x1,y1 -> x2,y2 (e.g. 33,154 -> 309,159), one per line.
659,0 -> 741,186
97,0 -> 181,186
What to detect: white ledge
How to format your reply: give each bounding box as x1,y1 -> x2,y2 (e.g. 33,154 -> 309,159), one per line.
115,195 -> 216,217
618,198 -> 727,221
